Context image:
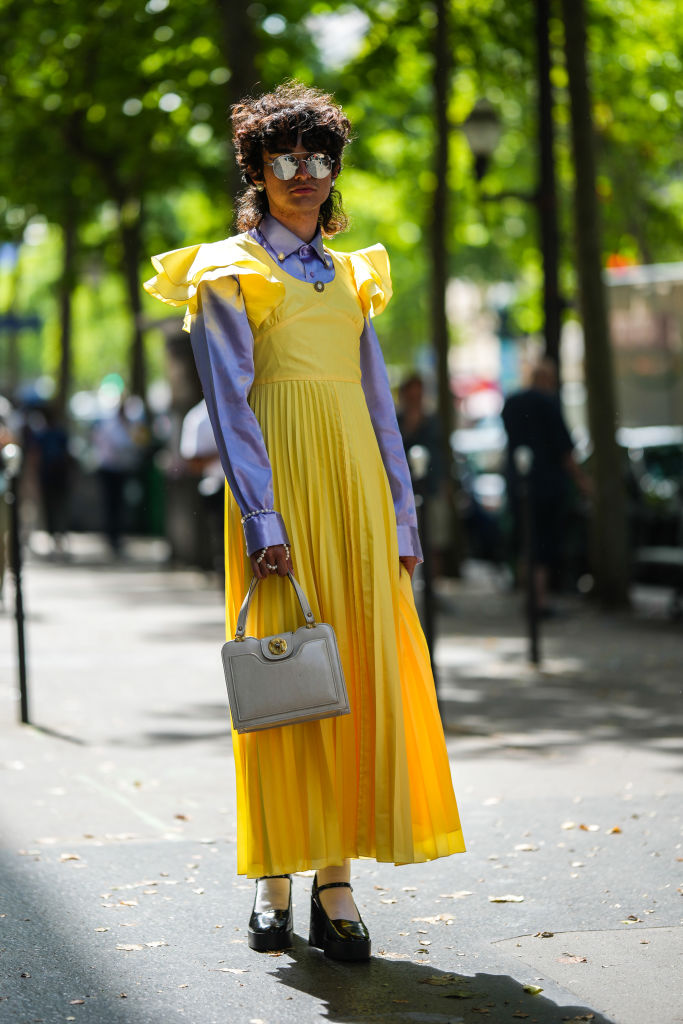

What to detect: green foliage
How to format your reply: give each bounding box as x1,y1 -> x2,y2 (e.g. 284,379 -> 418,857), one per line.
1,0 -> 683,390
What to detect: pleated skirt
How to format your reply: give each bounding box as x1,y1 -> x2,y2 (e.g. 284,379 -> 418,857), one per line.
224,379 -> 465,877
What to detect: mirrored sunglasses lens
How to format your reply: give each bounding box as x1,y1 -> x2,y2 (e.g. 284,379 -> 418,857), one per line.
307,155 -> 331,178
272,155 -> 298,180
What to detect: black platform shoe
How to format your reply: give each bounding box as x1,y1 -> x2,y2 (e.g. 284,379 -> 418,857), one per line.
309,876 -> 371,961
248,874 -> 294,952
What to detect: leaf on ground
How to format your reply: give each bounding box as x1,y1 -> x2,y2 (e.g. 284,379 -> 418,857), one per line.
216,968 -> 249,974
377,951 -> 413,959
561,822 -> 576,830
174,814 -> 190,821
69,1000 -> 85,1005
380,898 -> 397,904
374,885 -> 389,890
402,886 -> 417,891
412,914 -> 455,924
60,853 -> 80,862
116,944 -> 144,952
621,916 -> 642,924
488,894 -> 524,903
94,927 -> 109,933
119,900 -> 137,907
579,824 -> 600,832
515,844 -> 538,852
192,889 -> 205,895
512,1013 -> 529,1019
443,989 -> 477,999
523,984 -> 543,995
419,974 -> 463,986
607,826 -> 622,834
145,940 -> 168,947
418,939 -> 431,946
535,931 -> 554,938
439,891 -> 473,899
557,954 -> 587,964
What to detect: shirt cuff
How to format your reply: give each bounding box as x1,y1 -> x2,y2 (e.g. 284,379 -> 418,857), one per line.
397,524 -> 423,563
243,510 -> 290,556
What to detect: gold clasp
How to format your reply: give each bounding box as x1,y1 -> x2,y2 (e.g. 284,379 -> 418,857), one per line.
268,637 -> 288,655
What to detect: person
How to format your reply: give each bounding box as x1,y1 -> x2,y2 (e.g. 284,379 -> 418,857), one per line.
501,357 -> 589,613
179,399 -> 225,580
144,82 -> 465,962
91,398 -> 140,556
31,403 -> 72,555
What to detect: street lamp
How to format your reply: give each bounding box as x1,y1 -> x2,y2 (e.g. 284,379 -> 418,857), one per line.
462,84 -> 562,371
462,99 -> 503,182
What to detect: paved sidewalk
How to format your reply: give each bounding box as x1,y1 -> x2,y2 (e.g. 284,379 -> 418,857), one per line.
0,536 -> 681,1024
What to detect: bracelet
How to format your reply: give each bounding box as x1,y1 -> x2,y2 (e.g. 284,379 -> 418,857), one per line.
255,544 -> 290,565
241,507 -> 276,524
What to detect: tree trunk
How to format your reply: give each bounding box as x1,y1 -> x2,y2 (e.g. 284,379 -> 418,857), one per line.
535,0 -> 561,371
213,0 -> 258,216
120,201 -> 146,399
56,200 -> 77,420
561,0 -> 629,608
431,0 -> 462,574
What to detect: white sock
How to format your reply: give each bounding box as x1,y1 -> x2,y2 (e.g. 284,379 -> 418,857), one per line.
317,862 -> 360,922
254,876 -> 290,913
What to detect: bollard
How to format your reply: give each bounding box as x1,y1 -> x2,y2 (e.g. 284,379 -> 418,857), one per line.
513,445 -> 540,666
3,444 -> 29,723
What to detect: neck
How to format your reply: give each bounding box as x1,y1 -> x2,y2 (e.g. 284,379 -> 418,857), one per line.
267,208 -> 320,243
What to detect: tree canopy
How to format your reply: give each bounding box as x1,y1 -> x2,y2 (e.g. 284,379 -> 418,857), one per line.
1,0 -> 682,392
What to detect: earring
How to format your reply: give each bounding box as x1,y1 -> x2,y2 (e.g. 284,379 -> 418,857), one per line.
254,182 -> 265,192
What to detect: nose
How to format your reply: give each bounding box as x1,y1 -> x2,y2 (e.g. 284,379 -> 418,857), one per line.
293,156 -> 312,179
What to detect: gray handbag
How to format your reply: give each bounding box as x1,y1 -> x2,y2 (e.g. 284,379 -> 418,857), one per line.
221,571 -> 350,734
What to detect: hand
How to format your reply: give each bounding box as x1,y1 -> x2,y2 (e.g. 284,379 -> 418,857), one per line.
250,543 -> 293,580
399,555 -> 419,579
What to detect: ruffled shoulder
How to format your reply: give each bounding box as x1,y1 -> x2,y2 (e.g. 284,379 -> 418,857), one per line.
334,243 -> 392,318
143,233 -> 285,331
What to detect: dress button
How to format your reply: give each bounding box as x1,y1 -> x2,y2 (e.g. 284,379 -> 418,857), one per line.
314,281 -> 325,293
277,252 -> 285,261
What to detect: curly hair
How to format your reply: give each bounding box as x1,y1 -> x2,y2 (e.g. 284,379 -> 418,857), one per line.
231,81 -> 352,237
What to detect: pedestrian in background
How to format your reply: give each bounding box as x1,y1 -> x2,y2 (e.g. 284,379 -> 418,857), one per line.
31,403 -> 72,556
502,357 -> 589,614
92,398 -> 140,556
144,82 -> 464,961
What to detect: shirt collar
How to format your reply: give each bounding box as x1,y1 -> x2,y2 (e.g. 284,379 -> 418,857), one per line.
258,214 -> 327,265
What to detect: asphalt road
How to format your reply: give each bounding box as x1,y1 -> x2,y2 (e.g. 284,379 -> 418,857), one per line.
1,536 -> 681,1024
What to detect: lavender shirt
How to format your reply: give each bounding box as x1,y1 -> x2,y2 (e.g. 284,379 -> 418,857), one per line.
190,214 -> 423,561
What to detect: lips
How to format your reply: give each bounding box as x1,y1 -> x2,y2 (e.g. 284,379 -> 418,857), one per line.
291,186 -> 315,194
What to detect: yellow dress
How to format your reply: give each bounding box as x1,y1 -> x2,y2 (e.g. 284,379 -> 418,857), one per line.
145,233 -> 466,877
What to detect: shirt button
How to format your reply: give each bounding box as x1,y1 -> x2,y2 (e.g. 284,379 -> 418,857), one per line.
277,252 -> 285,261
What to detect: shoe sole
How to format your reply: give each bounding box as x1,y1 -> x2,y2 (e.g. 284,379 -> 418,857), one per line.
309,929 -> 371,961
248,928 -> 294,952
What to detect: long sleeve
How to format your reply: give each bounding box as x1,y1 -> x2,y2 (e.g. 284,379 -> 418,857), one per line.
359,318 -> 423,562
190,276 -> 289,555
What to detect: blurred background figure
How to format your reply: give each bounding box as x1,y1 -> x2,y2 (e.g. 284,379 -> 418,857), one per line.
397,373 -> 450,574
179,398 -> 224,582
29,402 -> 72,557
502,358 -> 589,615
91,397 -> 142,557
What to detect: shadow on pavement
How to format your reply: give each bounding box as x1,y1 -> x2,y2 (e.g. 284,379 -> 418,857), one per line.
0,849 -> 132,1024
270,943 -> 614,1023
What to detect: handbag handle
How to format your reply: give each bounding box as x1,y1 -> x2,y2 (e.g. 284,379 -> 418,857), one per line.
234,571 -> 316,641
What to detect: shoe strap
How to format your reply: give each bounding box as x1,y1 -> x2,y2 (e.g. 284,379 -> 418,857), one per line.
256,873 -> 291,882
316,880 -> 353,893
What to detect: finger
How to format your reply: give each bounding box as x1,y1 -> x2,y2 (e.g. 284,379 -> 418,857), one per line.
275,547 -> 289,576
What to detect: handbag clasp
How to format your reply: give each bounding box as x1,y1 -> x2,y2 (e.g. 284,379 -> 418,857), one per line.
268,637 -> 288,656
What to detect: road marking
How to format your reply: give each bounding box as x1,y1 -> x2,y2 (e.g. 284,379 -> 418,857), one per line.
74,774 -> 171,831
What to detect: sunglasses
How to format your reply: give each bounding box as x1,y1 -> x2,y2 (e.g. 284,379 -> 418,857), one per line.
264,152 -> 333,181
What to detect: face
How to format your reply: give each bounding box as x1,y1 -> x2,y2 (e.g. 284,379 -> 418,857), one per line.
257,131 -> 335,225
